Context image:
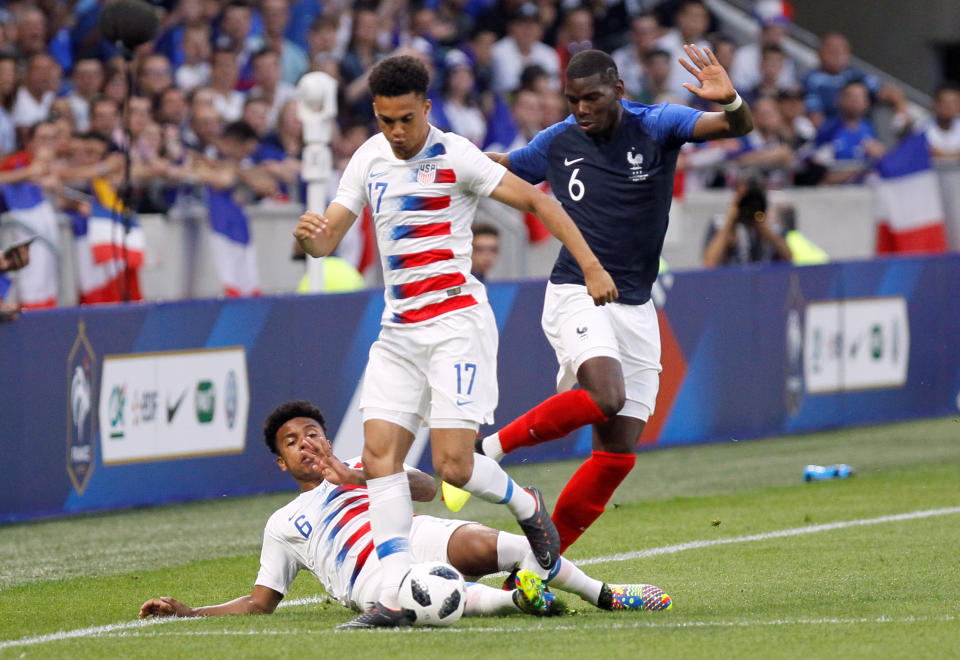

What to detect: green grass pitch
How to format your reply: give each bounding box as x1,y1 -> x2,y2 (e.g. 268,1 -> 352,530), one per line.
2,417 -> 959,659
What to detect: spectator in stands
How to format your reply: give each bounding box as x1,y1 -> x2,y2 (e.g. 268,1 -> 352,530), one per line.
103,61 -> 129,107
10,6 -> 49,62
730,0 -> 798,94
471,222 -> 500,282
464,28 -> 497,95
261,0 -> 308,86
250,48 -> 297,131
137,54 -> 174,104
746,44 -> 789,104
210,48 -> 245,122
656,0 -> 711,100
925,83 -> 960,158
154,0 -> 207,70
307,16 -> 342,67
636,49 -> 676,105
125,96 -> 153,145
49,97 -> 76,158
709,33 -> 737,74
803,32 -> 878,127
242,97 -> 272,142
612,14 -> 660,101
777,87 -> 815,149
89,96 -> 121,148
702,178 -> 792,267
556,7 -> 594,78
812,80 -> 885,183
729,96 -> 794,187
66,59 -> 104,132
12,54 -> 57,142
490,3 -> 560,94
434,49 -> 486,147
156,86 -> 188,129
216,2 -> 262,90
0,55 -> 16,156
339,7 -> 387,122
185,102 -> 222,157
175,26 -> 212,92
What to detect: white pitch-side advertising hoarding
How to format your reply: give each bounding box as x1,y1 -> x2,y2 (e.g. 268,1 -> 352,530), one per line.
803,296 -> 910,394
98,347 -> 249,464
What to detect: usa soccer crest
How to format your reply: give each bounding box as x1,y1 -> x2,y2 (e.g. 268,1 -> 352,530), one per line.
66,320 -> 97,494
417,162 -> 437,185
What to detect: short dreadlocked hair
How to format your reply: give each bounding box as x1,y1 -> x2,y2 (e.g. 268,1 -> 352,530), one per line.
262,400 -> 327,455
566,49 -> 620,86
368,55 -> 430,98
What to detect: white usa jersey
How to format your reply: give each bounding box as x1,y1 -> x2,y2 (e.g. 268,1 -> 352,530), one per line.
255,458 -> 382,607
332,126 -> 507,326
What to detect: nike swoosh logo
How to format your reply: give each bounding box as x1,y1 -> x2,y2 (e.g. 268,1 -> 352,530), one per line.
456,399 -> 473,406
564,157 -> 584,166
166,389 -> 187,422
369,170 -> 387,178
534,549 -> 552,568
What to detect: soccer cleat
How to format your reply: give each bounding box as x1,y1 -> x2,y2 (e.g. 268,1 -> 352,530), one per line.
335,601 -> 416,630
597,583 -> 673,611
512,569 -> 567,617
517,487 -> 561,570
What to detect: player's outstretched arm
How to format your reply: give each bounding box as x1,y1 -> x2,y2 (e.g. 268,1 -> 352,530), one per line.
679,44 -> 754,140
294,203 -> 357,258
139,585 -> 283,618
489,171 -> 618,306
484,151 -> 511,170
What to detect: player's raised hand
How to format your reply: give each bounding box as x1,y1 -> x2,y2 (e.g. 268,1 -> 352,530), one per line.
583,263 -> 619,306
679,44 -> 737,105
301,435 -> 359,485
139,596 -> 193,618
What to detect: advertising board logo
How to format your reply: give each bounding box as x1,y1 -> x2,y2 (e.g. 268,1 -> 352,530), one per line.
108,385 -> 126,438
66,320 -> 97,495
100,347 -> 249,464
195,379 -> 215,424
225,370 -> 238,430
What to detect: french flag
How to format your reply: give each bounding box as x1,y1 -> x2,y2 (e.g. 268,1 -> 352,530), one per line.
0,181 -> 59,309
69,202 -> 142,304
207,188 -> 261,297
86,183 -> 146,269
874,132 -> 948,254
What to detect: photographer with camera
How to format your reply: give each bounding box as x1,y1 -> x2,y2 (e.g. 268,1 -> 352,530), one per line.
702,177 -> 792,267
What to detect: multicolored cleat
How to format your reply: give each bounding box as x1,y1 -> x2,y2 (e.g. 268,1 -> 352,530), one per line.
512,569 -> 567,616
597,583 -> 673,611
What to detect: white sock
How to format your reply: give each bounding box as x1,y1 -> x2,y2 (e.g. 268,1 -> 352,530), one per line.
495,532 -> 530,571
366,472 -> 413,610
481,432 -> 505,462
462,453 -> 536,520
547,557 -> 604,605
464,582 -> 521,616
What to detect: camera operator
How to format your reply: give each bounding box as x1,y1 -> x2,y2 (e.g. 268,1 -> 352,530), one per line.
702,177 -> 792,267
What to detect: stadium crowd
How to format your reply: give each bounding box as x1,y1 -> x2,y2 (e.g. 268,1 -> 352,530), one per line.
0,0 -> 958,310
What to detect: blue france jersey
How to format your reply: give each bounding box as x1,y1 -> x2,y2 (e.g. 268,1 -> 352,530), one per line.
510,100 -> 702,304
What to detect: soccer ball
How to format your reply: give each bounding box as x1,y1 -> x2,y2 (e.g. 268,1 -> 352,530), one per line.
397,562 -> 467,627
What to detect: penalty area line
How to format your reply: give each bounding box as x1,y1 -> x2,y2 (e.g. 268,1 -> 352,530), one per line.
2,505 -> 959,649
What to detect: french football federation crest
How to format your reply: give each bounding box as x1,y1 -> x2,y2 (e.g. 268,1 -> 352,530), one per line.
66,320 -> 97,494
627,147 -> 648,182
417,162 -> 437,185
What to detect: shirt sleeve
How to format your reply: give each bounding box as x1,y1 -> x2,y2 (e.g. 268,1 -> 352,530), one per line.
508,118 -> 574,184
638,102 -> 704,146
330,148 -> 370,216
254,528 -> 301,595
452,136 -> 507,197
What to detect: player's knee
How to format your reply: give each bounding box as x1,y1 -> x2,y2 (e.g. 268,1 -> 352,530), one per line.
588,384 -> 626,418
435,455 -> 473,488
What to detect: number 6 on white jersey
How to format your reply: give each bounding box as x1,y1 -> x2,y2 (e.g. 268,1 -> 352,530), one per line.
568,168 -> 585,201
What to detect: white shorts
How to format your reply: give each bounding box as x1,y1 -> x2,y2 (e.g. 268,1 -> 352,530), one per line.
360,303 -> 498,432
541,282 -> 662,421
351,515 -> 470,610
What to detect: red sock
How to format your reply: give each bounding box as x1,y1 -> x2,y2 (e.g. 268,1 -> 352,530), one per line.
498,389 -> 607,454
552,451 -> 636,553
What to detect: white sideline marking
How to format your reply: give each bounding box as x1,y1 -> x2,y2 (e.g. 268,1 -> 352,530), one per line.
64,614 -> 960,639
3,506 -> 959,650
